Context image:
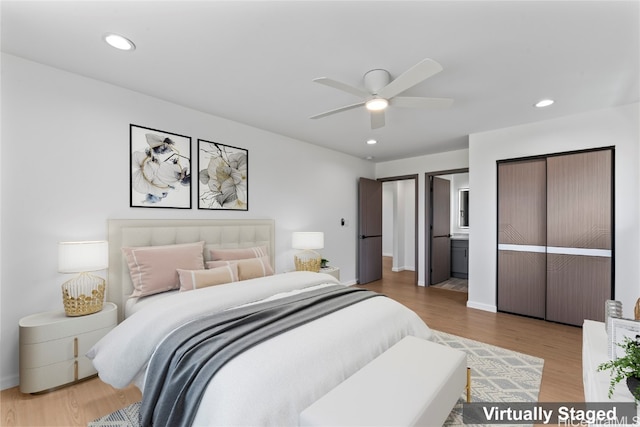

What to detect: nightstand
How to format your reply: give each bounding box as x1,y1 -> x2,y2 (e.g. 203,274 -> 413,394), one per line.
19,302 -> 117,393
320,266 -> 340,281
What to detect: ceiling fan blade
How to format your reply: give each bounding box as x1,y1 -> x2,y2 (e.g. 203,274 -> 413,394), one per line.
391,96 -> 454,109
309,101 -> 365,120
370,110 -> 385,129
313,77 -> 371,98
377,58 -> 443,99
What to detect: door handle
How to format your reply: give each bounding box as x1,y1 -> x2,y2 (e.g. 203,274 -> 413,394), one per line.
360,235 -> 382,239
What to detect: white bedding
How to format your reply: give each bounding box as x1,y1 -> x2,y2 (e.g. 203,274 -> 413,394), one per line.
124,289 -> 178,318
87,271 -> 432,426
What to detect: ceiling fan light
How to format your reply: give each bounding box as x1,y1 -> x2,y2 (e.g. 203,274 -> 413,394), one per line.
365,98 -> 389,111
103,33 -> 136,51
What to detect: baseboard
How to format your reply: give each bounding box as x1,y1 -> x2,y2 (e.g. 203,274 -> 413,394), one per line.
466,300 -> 497,313
391,266 -> 415,273
1,373 -> 19,391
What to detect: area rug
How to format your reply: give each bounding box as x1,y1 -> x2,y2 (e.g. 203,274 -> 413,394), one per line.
433,330 -> 544,426
88,331 -> 543,427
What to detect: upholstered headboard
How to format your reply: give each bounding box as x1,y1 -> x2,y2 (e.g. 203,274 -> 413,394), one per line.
107,219 -> 275,321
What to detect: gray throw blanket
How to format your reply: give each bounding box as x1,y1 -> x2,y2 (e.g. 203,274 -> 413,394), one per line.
140,285 -> 382,427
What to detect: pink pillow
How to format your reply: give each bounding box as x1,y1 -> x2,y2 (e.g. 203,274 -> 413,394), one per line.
206,255 -> 273,281
210,246 -> 268,261
177,265 -> 238,291
123,241 -> 205,297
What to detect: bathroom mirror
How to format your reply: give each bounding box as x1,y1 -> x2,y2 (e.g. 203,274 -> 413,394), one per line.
459,188 -> 469,228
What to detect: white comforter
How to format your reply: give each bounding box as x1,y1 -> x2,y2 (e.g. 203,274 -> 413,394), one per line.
87,271 -> 432,426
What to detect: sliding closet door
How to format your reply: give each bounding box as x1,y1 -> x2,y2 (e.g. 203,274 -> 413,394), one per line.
546,149 -> 612,325
497,159 -> 547,318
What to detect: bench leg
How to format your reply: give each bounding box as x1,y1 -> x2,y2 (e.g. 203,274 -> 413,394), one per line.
466,367 -> 471,403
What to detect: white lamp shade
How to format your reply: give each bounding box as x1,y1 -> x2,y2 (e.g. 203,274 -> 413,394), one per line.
58,241 -> 109,273
291,232 -> 324,250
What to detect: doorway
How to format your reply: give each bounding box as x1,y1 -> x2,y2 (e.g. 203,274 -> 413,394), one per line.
380,175 -> 418,285
426,169 -> 469,292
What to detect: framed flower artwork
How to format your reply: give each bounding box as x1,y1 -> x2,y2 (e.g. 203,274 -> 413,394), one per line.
130,124 -> 192,208
198,139 -> 248,211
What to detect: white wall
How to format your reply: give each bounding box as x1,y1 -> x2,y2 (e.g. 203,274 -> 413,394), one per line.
468,103 -> 640,316
401,179 -> 416,271
0,54 -> 374,389
375,149 -> 470,285
382,182 -> 394,257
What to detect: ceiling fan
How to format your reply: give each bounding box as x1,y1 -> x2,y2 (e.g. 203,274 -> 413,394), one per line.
309,58 -> 453,129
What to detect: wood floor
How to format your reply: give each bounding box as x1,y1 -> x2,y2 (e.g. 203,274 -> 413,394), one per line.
430,276 -> 468,292
1,262 -> 583,426
357,260 -> 583,404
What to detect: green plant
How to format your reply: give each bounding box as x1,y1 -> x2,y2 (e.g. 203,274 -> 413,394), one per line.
597,336 -> 640,400
321,259 -> 329,268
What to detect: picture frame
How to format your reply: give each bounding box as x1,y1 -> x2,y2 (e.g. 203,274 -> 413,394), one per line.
130,124 -> 191,209
608,317 -> 640,359
605,300 -> 622,333
198,139 -> 248,211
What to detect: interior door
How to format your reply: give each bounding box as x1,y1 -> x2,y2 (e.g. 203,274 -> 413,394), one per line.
358,177 -> 383,284
430,177 -> 451,285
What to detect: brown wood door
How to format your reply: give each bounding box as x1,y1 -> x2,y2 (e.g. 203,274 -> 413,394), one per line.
430,177 -> 451,285
546,149 -> 612,325
497,159 -> 547,318
358,177 -> 382,284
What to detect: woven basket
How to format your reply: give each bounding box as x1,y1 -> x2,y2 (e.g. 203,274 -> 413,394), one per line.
61,273 -> 105,316
294,255 -> 321,273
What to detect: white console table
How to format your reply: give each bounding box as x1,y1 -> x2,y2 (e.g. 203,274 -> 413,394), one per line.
583,320 -> 637,402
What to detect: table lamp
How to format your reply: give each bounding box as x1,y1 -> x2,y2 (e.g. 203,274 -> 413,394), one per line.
292,232 -> 324,272
58,240 -> 108,316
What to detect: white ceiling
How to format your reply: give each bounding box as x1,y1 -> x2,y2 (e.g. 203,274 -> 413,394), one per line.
2,1 -> 638,162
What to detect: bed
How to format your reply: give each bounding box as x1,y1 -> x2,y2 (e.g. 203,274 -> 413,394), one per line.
88,219 -> 433,426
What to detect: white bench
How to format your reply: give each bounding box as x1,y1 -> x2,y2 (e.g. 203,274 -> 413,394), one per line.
299,335 -> 468,427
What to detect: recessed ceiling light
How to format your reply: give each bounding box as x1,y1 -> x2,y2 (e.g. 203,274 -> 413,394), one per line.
365,98 -> 389,111
103,33 -> 136,51
534,99 -> 554,108
365,156 -> 375,160
366,139 -> 378,145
